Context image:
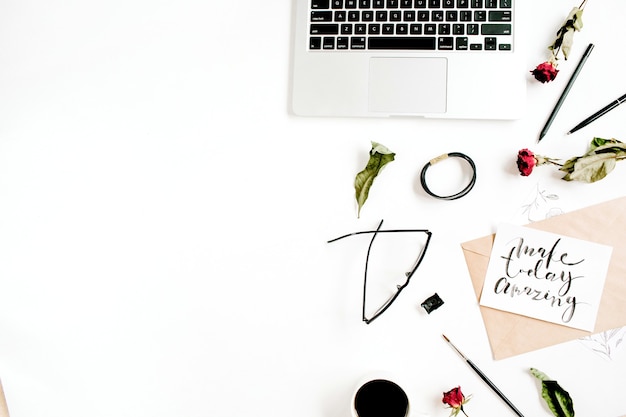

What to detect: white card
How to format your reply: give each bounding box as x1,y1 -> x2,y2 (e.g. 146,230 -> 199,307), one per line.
479,223 -> 613,332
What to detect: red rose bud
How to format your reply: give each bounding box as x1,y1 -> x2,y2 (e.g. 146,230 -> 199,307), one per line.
442,386 -> 465,408
517,148 -> 537,176
442,386 -> 471,417
531,61 -> 559,83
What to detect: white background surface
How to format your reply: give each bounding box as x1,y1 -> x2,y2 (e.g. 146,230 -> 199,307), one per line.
1,1 -> 625,416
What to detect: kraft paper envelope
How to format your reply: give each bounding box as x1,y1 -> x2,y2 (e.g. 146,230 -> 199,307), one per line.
0,380 -> 9,417
461,196 -> 626,360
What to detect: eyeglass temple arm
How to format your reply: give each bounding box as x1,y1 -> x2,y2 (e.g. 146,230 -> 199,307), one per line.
327,226 -> 431,244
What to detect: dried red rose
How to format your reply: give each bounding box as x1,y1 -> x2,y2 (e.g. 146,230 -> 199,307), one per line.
442,386 -> 471,417
516,148 -> 566,178
442,386 -> 464,408
531,2 -> 587,84
517,148 -> 537,176
518,138 -> 626,182
531,61 -> 559,83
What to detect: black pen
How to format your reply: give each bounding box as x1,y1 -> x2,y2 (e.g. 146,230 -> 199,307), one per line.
568,92 -> 626,134
442,334 -> 525,417
538,43 -> 594,142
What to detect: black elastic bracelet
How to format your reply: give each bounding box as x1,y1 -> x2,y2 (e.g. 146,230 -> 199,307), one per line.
419,152 -> 476,200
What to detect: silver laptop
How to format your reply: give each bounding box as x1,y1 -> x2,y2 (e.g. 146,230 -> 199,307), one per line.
291,0 -> 526,119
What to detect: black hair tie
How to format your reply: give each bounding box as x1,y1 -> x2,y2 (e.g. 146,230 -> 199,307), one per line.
419,152 -> 476,200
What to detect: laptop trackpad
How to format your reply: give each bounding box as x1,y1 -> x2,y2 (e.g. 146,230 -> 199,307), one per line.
368,57 -> 447,114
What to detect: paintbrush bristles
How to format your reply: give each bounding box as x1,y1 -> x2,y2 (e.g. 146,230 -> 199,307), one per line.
442,334 -> 467,360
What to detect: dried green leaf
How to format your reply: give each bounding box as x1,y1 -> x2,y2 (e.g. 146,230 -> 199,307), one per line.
530,368 -> 575,417
550,7 -> 584,59
559,138 -> 626,182
354,141 -> 395,218
561,153 -> 617,182
570,8 -> 584,31
592,142 -> 626,156
543,381 -> 575,417
561,28 -> 576,60
530,368 -> 550,381
559,156 -> 579,174
590,137 -> 612,150
563,8 -> 584,59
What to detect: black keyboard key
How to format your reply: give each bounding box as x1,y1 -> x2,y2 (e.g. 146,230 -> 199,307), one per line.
429,0 -> 441,7
341,23 -> 353,34
376,11 -> 388,21
368,23 -> 381,34
369,36 -> 436,49
438,36 -> 454,49
386,0 -> 399,8
499,0 -> 511,8
488,11 -> 511,21
401,0 -> 413,7
396,23 -> 408,34
443,0 -> 455,7
456,36 -> 469,50
310,24 -> 339,34
416,0 -> 427,8
499,43 -> 511,50
312,0 -> 330,9
331,0 -> 343,8
382,23 -> 394,34
334,11 -> 347,21
470,43 -> 482,50
310,37 -> 322,49
311,11 -> 332,21
485,0 -> 497,7
359,0 -> 371,7
337,37 -> 350,49
460,10 -> 472,21
481,23 -> 511,35
484,36 -> 496,50
351,36 -> 366,49
323,37 -> 335,49
373,0 -> 385,7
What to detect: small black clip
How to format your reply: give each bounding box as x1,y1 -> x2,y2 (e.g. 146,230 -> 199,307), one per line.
421,293 -> 444,314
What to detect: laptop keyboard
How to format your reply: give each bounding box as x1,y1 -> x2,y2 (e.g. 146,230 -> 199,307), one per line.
308,0 -> 513,51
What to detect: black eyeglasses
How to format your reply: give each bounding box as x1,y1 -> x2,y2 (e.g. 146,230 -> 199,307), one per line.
328,220 -> 432,324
